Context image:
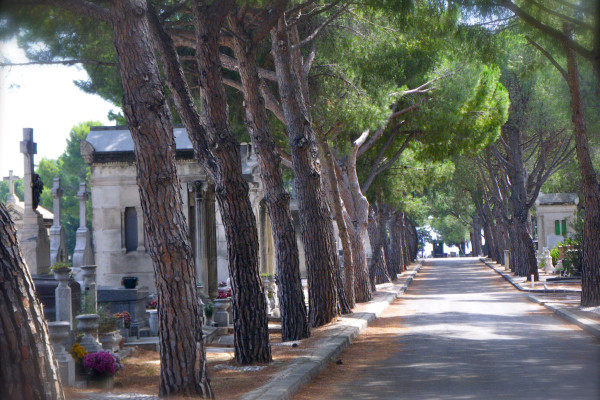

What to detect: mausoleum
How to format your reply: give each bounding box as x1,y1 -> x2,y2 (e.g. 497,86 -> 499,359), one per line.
535,192 -> 579,250
81,126 -> 277,296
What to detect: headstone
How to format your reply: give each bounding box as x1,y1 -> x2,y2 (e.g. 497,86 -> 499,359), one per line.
18,128 -> 51,274
48,321 -> 75,386
53,267 -> 73,326
3,169 -> 20,204
72,182 -> 94,279
49,178 -> 68,266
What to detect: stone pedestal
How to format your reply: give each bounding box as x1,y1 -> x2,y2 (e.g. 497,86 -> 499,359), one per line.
147,309 -> 158,336
99,331 -> 122,353
48,321 -> 75,386
53,268 -> 73,326
49,178 -> 68,266
80,265 -> 97,314
503,250 -> 511,272
73,183 -> 94,281
214,299 -> 231,327
76,314 -> 102,353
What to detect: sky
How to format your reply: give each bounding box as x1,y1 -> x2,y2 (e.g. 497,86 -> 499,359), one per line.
0,38 -> 118,179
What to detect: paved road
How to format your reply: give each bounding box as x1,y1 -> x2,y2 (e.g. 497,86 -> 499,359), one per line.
332,258 -> 600,400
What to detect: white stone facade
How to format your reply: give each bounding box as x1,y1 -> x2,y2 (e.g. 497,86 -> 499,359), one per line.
535,193 -> 579,250
82,126 -> 276,295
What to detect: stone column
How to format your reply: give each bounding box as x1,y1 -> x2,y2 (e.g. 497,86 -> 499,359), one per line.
194,181 -> 208,292
72,183 -> 94,279
53,267 -> 73,326
80,265 -> 97,314
504,250 -> 511,272
205,184 -> 218,299
48,321 -> 75,386
3,170 -> 20,204
18,128 -> 51,274
50,178 -> 68,266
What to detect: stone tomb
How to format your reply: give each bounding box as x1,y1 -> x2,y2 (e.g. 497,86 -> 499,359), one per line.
535,193 -> 579,250
81,126 -> 277,296
97,286 -> 149,337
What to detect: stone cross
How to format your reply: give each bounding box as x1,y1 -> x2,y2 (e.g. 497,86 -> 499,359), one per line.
18,128 -> 51,274
20,128 -> 37,212
77,182 -> 88,228
3,170 -> 20,203
50,178 -> 68,265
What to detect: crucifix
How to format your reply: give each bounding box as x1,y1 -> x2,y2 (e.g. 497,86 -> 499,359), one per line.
20,128 -> 38,212
3,169 -> 20,203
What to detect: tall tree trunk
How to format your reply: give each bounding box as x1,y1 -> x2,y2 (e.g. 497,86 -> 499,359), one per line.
228,15 -> 309,342
387,210 -> 403,275
148,1 -> 270,363
368,205 -> 390,285
504,122 -> 539,280
271,18 -> 339,326
471,215 -> 483,257
564,33 -> 600,306
109,1 -> 212,395
0,202 -> 64,400
191,2 -> 271,363
401,213 -> 411,268
338,158 -> 372,303
318,136 -> 355,309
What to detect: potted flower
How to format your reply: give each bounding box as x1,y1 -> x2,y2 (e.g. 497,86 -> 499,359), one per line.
83,350 -> 123,389
204,300 -> 215,326
70,342 -> 88,375
50,261 -> 72,281
218,280 -> 232,298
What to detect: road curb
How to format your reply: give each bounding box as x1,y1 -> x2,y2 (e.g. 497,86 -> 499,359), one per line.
241,263 -> 422,400
479,257 -> 579,294
528,295 -> 600,339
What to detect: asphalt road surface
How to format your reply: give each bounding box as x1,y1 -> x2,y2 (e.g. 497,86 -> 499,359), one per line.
314,258 -> 600,400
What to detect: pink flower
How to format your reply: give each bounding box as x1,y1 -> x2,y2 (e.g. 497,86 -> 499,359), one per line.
84,351 -> 123,377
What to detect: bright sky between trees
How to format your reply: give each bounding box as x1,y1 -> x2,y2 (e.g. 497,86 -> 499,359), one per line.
0,38 -> 117,178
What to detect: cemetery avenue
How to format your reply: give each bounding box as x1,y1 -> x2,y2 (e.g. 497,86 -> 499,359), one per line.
294,258 -> 600,400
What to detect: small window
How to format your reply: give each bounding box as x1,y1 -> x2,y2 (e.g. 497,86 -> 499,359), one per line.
561,220 -> 567,235
125,207 -> 138,252
555,220 -> 560,235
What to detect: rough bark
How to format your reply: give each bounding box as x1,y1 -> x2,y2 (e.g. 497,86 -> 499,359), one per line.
400,213 -> 411,268
108,1 -> 212,396
387,210 -> 403,275
318,136 -> 355,309
228,13 -> 309,341
368,205 -> 391,285
148,1 -> 271,361
0,202 -> 64,400
504,121 -> 539,280
191,1 -> 271,363
471,215 -> 483,257
271,17 -> 339,326
337,157 -> 372,303
564,34 -> 600,306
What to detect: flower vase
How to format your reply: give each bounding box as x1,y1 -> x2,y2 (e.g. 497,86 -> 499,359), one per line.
213,298 -> 231,327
